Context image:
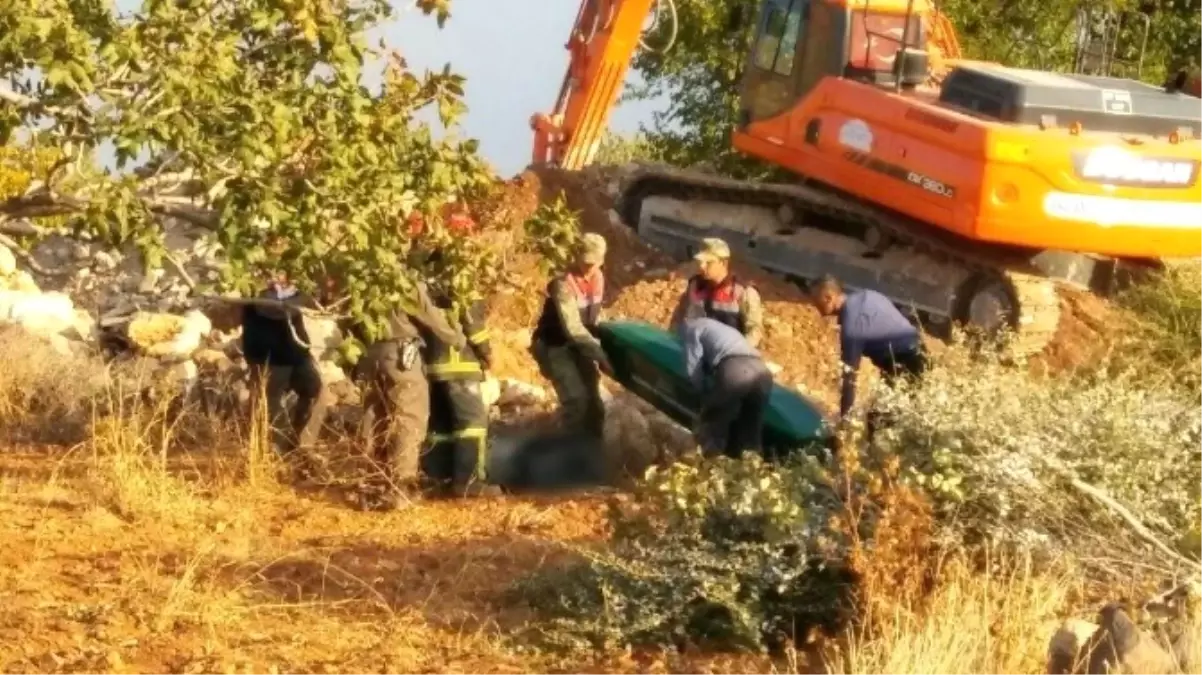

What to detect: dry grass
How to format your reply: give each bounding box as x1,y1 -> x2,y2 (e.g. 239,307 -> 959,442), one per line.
1,322 -> 1198,673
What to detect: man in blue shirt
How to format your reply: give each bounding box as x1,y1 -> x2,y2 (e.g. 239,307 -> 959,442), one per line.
808,275 -> 927,421
678,309 -> 775,458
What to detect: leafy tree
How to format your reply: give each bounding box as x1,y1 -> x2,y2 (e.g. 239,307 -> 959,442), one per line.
0,0 -> 499,340
624,0 -> 769,179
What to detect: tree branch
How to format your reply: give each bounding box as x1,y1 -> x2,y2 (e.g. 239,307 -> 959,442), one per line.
0,191 -> 219,230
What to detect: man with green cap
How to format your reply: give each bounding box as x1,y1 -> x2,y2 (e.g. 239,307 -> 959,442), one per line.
668,236 -> 764,349
531,232 -> 613,438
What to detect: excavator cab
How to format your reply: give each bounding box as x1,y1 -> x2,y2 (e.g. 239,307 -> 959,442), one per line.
737,0 -> 931,125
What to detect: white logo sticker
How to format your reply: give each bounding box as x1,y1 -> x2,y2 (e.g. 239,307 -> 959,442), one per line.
837,119 -> 874,153
1079,147 -> 1195,187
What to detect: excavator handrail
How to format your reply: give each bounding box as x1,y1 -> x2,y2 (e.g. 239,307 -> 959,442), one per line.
928,9 -> 962,61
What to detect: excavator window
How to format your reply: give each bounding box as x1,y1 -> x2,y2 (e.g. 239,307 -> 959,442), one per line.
753,0 -> 807,77
846,11 -> 923,78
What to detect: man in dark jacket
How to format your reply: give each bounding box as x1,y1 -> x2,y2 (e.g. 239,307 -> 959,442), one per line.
678,308 -> 774,459
355,280 -> 467,510
241,272 -> 330,470
808,275 -> 926,440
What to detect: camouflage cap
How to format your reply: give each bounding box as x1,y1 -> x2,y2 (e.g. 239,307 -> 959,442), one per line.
693,237 -> 731,263
577,232 -> 608,265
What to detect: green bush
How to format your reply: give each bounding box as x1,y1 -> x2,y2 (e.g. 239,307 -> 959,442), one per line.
511,454 -> 911,653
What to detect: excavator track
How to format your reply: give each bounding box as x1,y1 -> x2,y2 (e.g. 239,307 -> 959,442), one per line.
615,163 -> 1063,358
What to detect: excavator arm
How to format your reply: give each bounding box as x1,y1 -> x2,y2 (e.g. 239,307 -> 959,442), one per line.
531,0 -> 963,171
530,0 -> 658,171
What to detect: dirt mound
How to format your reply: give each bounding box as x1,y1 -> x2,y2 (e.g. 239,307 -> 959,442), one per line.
1032,288 -> 1125,374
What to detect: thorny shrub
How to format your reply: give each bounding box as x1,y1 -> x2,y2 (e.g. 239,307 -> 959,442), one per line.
513,451 -> 934,653
870,349 -> 1202,564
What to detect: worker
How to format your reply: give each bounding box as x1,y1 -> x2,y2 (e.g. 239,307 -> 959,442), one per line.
678,308 -> 775,459
354,281 -> 466,511
807,275 -> 927,429
422,287 -> 498,498
241,271 -> 330,475
668,237 -> 764,349
530,232 -> 613,438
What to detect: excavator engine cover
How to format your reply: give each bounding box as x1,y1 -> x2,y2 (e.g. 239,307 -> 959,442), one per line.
595,320 -> 832,458
939,64 -> 1202,137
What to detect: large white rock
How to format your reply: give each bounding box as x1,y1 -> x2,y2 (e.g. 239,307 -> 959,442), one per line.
0,290 -> 76,337
126,309 -> 212,361
0,244 -> 14,276
303,316 -> 343,359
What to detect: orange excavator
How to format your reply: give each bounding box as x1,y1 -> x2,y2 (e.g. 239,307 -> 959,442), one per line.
530,0 -> 1202,355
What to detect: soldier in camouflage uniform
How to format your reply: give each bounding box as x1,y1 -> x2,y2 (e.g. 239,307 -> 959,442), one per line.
668,237 -> 765,349
355,281 -> 466,510
531,233 -> 612,438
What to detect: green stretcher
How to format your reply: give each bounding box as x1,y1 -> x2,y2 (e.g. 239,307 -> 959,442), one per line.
594,320 -> 833,458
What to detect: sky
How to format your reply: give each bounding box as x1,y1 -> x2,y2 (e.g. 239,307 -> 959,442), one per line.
379,0 -> 663,176
105,0 -> 664,177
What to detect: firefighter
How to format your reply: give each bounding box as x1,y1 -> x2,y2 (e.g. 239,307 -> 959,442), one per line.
530,233 -> 612,438
668,237 -> 765,349
354,281 -> 466,511
421,287 -> 498,498
241,271 -> 330,475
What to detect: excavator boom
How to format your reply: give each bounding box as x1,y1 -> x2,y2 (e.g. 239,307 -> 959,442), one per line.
530,0 -> 657,171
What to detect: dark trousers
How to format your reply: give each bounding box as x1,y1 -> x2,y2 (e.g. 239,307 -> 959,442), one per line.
867,347 -> 928,441
358,340 -> 428,487
426,379 -> 490,489
697,355 -> 774,459
248,358 -> 328,458
532,340 -> 605,438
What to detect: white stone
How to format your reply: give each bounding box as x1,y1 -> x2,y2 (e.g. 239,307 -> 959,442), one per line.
302,316 -> 343,359
0,245 -> 15,276
93,250 -> 118,271
0,290 -> 76,337
317,359 -> 347,385
480,376 -> 501,408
